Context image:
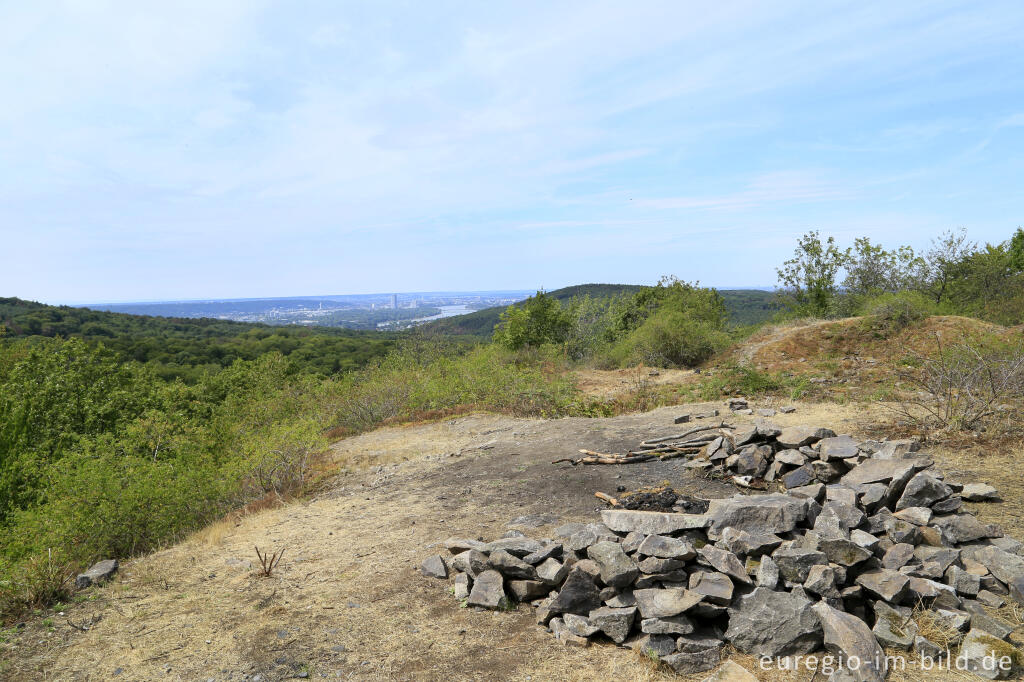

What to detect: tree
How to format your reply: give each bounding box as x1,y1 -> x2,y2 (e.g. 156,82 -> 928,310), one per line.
924,228 -> 977,304
1009,227 -> 1024,272
492,291 -> 572,351
842,237 -> 925,297
776,231 -> 846,316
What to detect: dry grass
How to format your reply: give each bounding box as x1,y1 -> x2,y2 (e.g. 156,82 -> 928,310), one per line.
6,394 -> 1024,681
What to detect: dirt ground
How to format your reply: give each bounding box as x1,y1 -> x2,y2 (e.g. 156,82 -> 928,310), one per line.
3,399 -> 1022,681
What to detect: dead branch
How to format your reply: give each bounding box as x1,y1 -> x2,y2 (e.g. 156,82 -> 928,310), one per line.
594,492 -> 619,506
254,545 -> 286,578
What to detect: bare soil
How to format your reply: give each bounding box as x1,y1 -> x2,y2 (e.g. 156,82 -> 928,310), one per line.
9,396 -> 1021,681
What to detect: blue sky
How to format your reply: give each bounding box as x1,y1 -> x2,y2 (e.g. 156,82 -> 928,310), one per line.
2,1 -> 1023,303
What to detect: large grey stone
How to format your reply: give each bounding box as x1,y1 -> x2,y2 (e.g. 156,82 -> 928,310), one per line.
855,569 -> 910,603
933,513 -> 992,544
547,566 -> 603,616
841,459 -> 916,487
706,495 -> 807,538
871,601 -> 917,650
509,580 -> 549,601
689,570 -> 734,605
757,555 -> 779,589
720,528 -> 783,557
537,558 -> 569,585
588,605 -> 636,643
813,602 -> 887,682
971,545 -> 1024,604
453,572 -> 471,599
662,648 -> 721,674
698,546 -> 752,584
587,541 -> 639,587
958,628 -> 1019,679
896,472 -> 951,511
725,587 -> 822,657
466,570 -> 509,610
488,549 -> 537,580
420,554 -> 448,579
451,549 -> 489,578
818,435 -> 861,460
600,509 -> 709,535
637,534 -> 696,560
482,537 -> 544,557
634,587 -> 704,618
444,538 -> 486,554
962,483 -> 1000,502
641,614 -> 695,635
961,600 -> 1015,640
774,547 -> 828,582
820,538 -> 873,566
777,426 -> 836,449
75,559 -> 118,590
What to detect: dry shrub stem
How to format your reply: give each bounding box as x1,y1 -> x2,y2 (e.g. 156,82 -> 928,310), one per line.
891,332 -> 1024,431
254,545 -> 285,578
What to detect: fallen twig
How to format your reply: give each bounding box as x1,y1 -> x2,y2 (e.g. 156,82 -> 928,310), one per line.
595,492 -> 619,506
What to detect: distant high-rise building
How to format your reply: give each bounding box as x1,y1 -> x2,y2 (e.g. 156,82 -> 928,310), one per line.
391,294 -> 398,309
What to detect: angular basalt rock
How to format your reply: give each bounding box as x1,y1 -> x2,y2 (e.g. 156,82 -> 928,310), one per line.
813,602 -> 887,682
706,495 -> 808,538
600,510 -> 709,535
725,587 -> 822,657
777,426 -> 836,449
467,570 -> 509,610
547,566 -> 603,616
633,587 -> 704,619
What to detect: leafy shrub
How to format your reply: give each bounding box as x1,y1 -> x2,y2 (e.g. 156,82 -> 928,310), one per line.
861,291 -> 939,336
693,364 -> 809,401
601,311 -> 731,368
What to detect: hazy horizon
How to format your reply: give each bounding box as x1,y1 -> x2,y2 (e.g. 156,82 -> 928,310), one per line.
3,2 -> 1022,302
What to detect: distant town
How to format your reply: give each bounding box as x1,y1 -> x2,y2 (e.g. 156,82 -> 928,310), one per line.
83,291 -> 534,331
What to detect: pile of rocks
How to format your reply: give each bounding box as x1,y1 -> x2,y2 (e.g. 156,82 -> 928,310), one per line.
422,424 -> 1022,680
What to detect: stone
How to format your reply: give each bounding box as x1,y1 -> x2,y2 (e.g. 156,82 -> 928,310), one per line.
674,413 -> 692,423
756,408 -> 776,417
451,549 -> 490,578
816,501 -> 865,536
547,566 -> 603,616
893,506 -> 932,526
635,633 -> 676,656
605,589 -> 636,608
812,459 -> 846,484
677,633 -> 726,653
634,587 -> 704,618
562,613 -> 600,637
813,602 -> 887,682
782,465 -> 816,489
932,496 -> 962,514
537,558 -> 569,585
789,483 -> 825,501
915,635 -> 945,661
698,546 -> 752,584
720,528 -> 783,557
600,510 -> 709,535
988,536 -> 1024,554
466,570 -> 509,610
688,570 -> 734,605
933,514 -> 992,544
639,557 -> 685,574
757,555 -> 779,588
855,569 -> 910,603
733,449 -> 767,477
549,618 -> 591,647
820,538 -> 873,567
420,554 -> 448,579
826,485 -> 859,507
958,628 -> 1020,679
882,543 -> 915,570
587,541 -> 639,587
662,648 -> 721,675
488,549 -> 537,580
706,495 -> 808,538
977,590 -> 1006,609
841,458 -> 916,487
962,483 -> 1000,502
453,572 -> 471,600
725,587 -> 822,657
818,435 -> 861,460
805,564 -> 839,598
873,439 -> 920,459
872,601 -> 917,649
554,522 -> 587,538
621,531 -> 645,554
776,449 -> 807,466
961,600 -> 1015,640
523,543 -> 562,565
858,483 -> 888,512
700,660 -> 758,682
777,426 -> 836,449
884,516 -> 920,545
641,614 -> 695,635
774,547 -> 828,582
482,537 -> 544,557
947,566 -> 982,597
509,580 -> 549,601
850,529 -> 881,553
75,559 -> 118,590
896,472 -> 951,510
637,534 -> 697,560
444,538 -> 486,554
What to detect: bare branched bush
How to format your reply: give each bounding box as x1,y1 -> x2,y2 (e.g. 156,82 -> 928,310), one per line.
892,333 -> 1024,431
254,545 -> 285,578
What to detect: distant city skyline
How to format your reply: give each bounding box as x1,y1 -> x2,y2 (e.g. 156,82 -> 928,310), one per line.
2,2 -> 1022,303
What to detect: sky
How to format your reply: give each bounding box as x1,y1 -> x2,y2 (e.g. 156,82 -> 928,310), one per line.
2,1 -> 1023,304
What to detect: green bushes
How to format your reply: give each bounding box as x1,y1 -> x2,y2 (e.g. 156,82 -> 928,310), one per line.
861,291 -> 941,336
601,311 -> 731,368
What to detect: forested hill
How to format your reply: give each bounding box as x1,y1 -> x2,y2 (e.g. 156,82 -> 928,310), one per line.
420,285 -> 777,337
0,297 -> 398,381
